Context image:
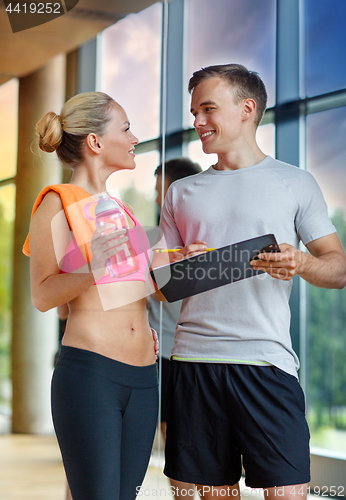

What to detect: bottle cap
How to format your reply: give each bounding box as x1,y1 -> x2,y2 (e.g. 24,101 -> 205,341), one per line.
95,194 -> 120,215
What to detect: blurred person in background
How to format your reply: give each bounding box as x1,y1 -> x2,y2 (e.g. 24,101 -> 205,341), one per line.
148,158 -> 201,499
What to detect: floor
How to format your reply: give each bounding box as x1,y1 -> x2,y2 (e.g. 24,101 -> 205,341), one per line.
0,426 -> 264,500
0,432 -> 180,500
0,434 -> 66,500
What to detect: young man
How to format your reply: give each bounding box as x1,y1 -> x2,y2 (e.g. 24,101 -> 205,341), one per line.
156,64 -> 346,500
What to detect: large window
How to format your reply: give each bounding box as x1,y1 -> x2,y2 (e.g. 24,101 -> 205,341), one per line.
187,0 -> 276,124
306,108 -> 346,454
0,80 -> 18,181
0,184 -> 15,415
0,79 -> 18,416
101,2 -> 162,143
305,0 -> 346,97
106,150 -> 160,227
101,2 -> 162,234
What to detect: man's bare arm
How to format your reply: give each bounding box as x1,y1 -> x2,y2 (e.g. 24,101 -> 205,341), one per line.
251,233 -> 346,289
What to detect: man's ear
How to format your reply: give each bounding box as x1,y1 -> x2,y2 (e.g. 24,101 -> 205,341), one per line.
86,133 -> 102,154
242,98 -> 257,122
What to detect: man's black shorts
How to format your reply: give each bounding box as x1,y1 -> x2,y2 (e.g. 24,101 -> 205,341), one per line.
164,361 -> 310,489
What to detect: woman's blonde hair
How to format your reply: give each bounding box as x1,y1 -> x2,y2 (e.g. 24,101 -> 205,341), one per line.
36,92 -> 115,167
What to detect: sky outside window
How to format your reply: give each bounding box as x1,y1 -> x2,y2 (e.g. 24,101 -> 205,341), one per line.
101,2 -> 162,144
186,0 -> 276,129
305,0 -> 346,97
307,108 -> 346,217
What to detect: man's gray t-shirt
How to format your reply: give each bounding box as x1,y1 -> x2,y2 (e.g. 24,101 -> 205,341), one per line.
158,156 -> 336,377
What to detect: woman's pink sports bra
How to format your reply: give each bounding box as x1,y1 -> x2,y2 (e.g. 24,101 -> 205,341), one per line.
23,184 -> 151,285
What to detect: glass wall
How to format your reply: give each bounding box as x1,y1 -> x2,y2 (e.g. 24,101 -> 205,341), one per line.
187,0 -> 276,131
0,184 -> 15,413
304,0 -> 346,459
102,2 -> 162,143
306,108 -> 346,454
106,150 -> 160,227
101,2 -> 162,232
305,0 -> 346,97
0,79 -> 18,415
0,80 -> 18,180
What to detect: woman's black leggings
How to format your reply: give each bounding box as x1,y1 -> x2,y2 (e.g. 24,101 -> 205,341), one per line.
51,345 -> 159,500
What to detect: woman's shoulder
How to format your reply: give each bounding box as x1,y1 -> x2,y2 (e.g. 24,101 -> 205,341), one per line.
32,183 -> 91,218
31,190 -> 65,230
37,189 -> 64,210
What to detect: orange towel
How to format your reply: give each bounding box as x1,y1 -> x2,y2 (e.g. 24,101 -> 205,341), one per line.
22,184 -> 96,260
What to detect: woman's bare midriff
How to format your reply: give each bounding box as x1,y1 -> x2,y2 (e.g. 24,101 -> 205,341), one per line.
62,281 -> 156,367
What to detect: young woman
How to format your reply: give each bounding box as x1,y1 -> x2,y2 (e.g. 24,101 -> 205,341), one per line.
23,92 -> 159,500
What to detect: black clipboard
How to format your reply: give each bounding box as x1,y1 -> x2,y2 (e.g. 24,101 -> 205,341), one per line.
150,233 -> 280,302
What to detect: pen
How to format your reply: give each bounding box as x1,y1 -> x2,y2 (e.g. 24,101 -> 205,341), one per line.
154,248 -> 216,253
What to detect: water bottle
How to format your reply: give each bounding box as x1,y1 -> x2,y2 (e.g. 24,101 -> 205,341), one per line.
95,194 -> 138,278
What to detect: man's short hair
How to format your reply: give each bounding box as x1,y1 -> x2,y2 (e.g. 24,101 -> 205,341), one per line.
188,63 -> 268,127
155,158 -> 202,185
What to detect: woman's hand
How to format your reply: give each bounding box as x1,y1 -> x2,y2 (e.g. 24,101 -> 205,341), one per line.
90,224 -> 129,276
151,328 -> 159,360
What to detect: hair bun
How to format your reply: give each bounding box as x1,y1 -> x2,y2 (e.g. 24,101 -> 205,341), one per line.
36,111 -> 63,153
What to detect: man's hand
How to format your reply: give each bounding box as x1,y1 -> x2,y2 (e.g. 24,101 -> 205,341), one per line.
172,240 -> 208,261
250,233 -> 346,289
250,243 -> 301,281
150,240 -> 209,301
